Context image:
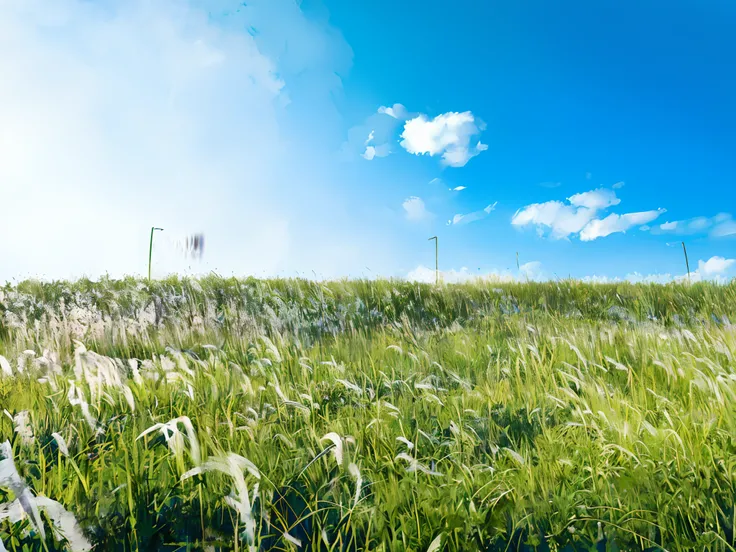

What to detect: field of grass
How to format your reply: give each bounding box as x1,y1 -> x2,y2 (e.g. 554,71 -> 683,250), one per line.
1,276 -> 736,551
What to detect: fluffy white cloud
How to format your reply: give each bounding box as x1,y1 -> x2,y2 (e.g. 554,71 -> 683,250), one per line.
447,202 -> 497,226
400,111 -> 487,167
579,210 -> 665,241
512,188 -> 664,241
512,200 -> 593,239
402,197 -> 431,222
698,256 -> 735,277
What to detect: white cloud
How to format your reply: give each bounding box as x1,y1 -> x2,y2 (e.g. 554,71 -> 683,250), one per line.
377,103 -> 408,119
654,216 -> 712,235
511,200 -> 596,240
400,111 -> 487,167
568,188 -> 620,210
512,188 -> 664,241
582,256 -> 735,284
447,202 -> 497,226
451,186 -> 467,191
402,197 -> 431,222
0,0 -> 368,282
579,210 -> 665,241
407,256 -> 735,285
698,256 -> 735,277
612,181 -> 625,189
407,260 -> 544,284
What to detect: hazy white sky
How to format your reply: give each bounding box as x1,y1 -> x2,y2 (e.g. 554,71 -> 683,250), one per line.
1,0 -> 389,281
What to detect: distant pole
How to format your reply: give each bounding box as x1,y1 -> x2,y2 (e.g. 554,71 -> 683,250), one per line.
516,252 -> 520,271
681,241 -> 691,283
428,236 -> 438,284
148,227 -> 164,280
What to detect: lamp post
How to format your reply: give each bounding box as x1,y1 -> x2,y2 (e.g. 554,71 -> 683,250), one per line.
428,236 -> 438,285
148,227 -> 164,280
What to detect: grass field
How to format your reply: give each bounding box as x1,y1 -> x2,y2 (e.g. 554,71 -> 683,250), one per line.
1,276 -> 736,551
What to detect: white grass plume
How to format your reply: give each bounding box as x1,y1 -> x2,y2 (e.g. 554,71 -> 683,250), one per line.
182,453 -> 260,547
1,440 -> 91,550
138,416 -> 201,465
394,453 -> 443,476
426,534 -> 443,552
396,437 -> 414,450
52,432 -> 70,457
12,411 -> 35,446
0,356 -> 11,377
321,432 -> 345,466
348,463 -> 362,508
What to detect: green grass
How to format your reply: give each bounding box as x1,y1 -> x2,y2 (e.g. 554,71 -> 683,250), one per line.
1,276 -> 736,551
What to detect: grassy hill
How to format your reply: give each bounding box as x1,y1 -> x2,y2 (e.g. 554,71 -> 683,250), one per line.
1,277 -> 736,551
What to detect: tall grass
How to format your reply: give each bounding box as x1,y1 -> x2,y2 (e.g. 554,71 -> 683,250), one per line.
1,277 -> 735,551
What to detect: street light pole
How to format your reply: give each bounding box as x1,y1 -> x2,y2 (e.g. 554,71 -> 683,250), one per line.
148,227 -> 164,280
428,236 -> 438,285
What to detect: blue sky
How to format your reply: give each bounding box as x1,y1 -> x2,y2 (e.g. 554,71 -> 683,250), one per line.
2,0 -> 735,283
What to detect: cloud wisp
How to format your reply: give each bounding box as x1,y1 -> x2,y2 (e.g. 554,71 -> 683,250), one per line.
447,202 -> 497,226
652,213 -> 736,239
